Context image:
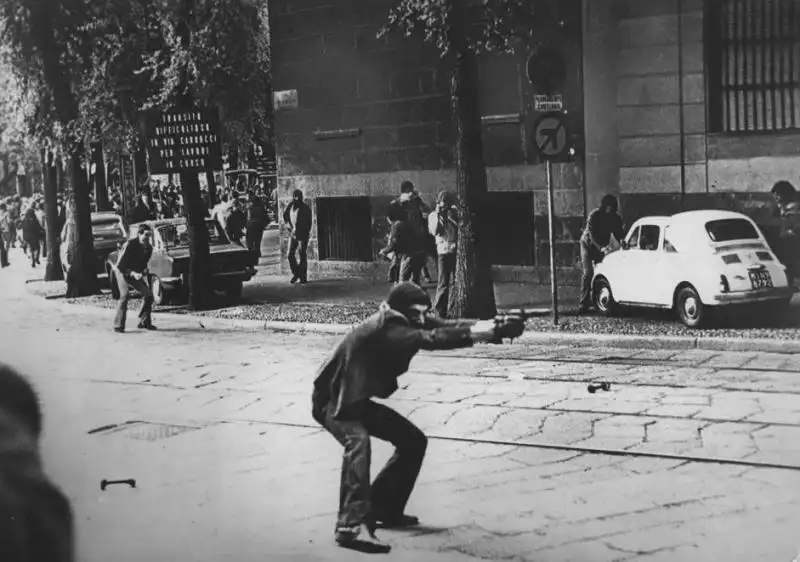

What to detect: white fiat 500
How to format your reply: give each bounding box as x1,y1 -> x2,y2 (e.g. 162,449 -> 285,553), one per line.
592,210 -> 794,328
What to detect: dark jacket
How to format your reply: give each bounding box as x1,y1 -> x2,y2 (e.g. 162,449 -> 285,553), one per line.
130,201 -> 156,224
246,199 -> 269,229
581,209 -> 625,250
115,238 -> 152,277
20,210 -> 44,244
382,220 -> 425,257
283,200 -> 312,242
312,307 -> 473,421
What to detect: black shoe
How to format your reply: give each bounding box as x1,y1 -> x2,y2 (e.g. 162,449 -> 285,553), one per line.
113,327 -> 125,333
374,513 -> 420,529
290,275 -> 299,284
335,524 -> 391,553
137,323 -> 157,330
300,278 -> 308,284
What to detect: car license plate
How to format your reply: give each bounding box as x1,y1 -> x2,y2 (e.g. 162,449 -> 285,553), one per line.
749,270 -> 773,289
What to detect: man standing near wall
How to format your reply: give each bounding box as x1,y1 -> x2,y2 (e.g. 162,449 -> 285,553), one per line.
283,189 -> 312,284
427,191 -> 458,317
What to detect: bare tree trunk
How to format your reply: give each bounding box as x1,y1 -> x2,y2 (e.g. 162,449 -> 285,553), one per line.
206,170 -> 217,208
446,0 -> 496,320
178,0 -> 214,310
65,147 -> 100,297
42,149 -> 64,281
92,140 -> 110,211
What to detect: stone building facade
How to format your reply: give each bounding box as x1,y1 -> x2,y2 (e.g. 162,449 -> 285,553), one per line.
586,0 -> 800,231
269,0 -> 585,283
270,0 -> 800,281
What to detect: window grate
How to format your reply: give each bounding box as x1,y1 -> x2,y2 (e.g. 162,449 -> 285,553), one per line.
707,0 -> 800,133
317,197 -> 374,262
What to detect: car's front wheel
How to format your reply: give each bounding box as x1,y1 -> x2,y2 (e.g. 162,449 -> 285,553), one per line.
593,277 -> 619,317
151,276 -> 170,306
675,285 -> 708,328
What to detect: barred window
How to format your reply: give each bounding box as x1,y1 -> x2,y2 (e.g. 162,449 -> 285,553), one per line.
706,0 -> 800,133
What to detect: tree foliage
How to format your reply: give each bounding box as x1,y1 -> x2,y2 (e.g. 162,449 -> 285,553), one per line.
1,0 -> 272,303
381,0 -> 579,57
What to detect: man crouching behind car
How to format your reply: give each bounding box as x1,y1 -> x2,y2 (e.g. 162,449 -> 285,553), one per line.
579,194 -> 626,314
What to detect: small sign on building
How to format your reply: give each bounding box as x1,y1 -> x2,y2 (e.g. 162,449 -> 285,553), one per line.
145,108 -> 222,174
273,89 -> 299,111
534,94 -> 563,113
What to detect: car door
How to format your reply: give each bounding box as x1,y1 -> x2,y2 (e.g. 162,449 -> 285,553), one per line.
606,225 -> 640,302
648,226 -> 683,306
623,224 -> 662,304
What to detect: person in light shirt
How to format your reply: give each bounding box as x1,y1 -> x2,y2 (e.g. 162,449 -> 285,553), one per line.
427,191 -> 458,317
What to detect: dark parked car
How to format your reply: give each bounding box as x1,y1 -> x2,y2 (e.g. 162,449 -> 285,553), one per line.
60,212 -> 129,277
106,217 -> 258,304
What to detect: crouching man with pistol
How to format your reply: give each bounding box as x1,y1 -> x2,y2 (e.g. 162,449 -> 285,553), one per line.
311,283 -> 524,552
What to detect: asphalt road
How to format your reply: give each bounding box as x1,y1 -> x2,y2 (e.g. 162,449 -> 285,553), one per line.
1,249 -> 799,562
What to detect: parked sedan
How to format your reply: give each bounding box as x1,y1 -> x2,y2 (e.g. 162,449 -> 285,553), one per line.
106,217 -> 258,305
592,210 -> 793,327
60,212 -> 129,277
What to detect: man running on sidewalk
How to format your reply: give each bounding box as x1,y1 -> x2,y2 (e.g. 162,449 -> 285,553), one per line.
113,223 -> 157,333
311,283 -> 522,552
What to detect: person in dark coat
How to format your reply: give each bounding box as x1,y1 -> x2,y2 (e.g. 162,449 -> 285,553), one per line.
579,194 -> 626,313
20,206 -> 44,267
0,362 -> 74,562
380,204 -> 427,285
113,223 -> 156,333
245,191 -> 269,258
130,192 -> 157,224
311,283 -> 521,551
282,189 -> 312,284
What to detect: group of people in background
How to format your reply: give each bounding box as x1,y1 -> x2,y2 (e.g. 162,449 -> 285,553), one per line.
378,180 -> 459,318
0,193 -> 67,269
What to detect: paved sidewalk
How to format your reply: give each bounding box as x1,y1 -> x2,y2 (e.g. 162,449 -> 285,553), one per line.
2,262 -> 800,561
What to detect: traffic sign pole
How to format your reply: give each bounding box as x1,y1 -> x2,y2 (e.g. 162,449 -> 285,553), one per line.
546,159 -> 559,326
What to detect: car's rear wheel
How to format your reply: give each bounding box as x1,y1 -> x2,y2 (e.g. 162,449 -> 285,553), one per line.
675,285 -> 708,328
225,280 -> 243,302
151,276 -> 170,306
593,277 -> 619,317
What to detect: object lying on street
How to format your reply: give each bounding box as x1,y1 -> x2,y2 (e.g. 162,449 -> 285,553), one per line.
101,478 -> 137,491
587,382 -> 611,394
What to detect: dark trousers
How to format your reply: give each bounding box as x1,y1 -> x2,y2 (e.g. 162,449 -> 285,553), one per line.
0,235 -> 8,266
113,274 -> 154,330
288,237 -> 308,281
25,239 -> 40,267
40,237 -> 47,258
580,241 -> 603,308
399,252 -> 425,285
315,401 -> 427,529
388,254 -> 400,283
246,225 -> 264,258
434,253 -> 456,317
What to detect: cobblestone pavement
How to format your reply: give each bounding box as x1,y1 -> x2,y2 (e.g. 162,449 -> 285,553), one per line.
1,252 -> 800,561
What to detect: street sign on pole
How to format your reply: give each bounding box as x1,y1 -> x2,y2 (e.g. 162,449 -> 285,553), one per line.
546,159 -> 559,326
531,113 -> 568,325
145,108 -> 222,175
532,113 -> 568,161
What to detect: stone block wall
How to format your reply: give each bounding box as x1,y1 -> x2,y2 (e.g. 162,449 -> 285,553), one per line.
269,0 -> 586,283
607,0 -> 800,228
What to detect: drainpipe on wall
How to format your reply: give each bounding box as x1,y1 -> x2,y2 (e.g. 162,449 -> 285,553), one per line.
677,0 -> 687,209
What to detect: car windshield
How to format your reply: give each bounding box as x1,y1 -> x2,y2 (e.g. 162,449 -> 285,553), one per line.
158,220 -> 230,248
705,219 -> 760,242
92,217 -> 124,238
